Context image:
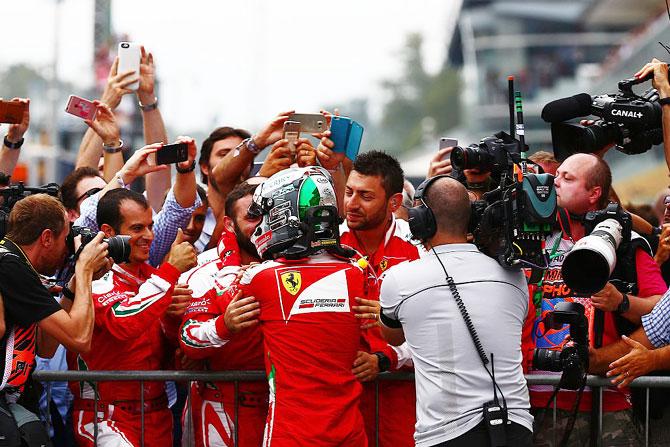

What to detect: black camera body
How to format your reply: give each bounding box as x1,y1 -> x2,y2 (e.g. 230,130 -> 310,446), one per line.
533,301 -> 589,390
67,226 -> 131,265
546,77 -> 663,161
0,183 -> 61,240
451,132 -> 557,269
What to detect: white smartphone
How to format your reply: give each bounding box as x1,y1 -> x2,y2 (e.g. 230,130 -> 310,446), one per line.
117,42 -> 141,91
439,137 -> 458,150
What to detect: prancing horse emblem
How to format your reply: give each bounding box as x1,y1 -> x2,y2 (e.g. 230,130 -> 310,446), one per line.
281,271 -> 302,295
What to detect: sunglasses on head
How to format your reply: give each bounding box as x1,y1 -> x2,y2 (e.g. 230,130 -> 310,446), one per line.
76,187 -> 103,204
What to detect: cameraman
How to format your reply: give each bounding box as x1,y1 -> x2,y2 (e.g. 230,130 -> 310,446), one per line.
528,153 -> 666,445
0,194 -> 110,444
380,176 -> 533,446
635,58 -> 670,174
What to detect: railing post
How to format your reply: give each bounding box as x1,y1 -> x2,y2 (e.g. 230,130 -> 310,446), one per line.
45,383 -> 52,437
645,387 -> 650,447
140,380 -> 145,447
375,380 -> 380,447
187,383 -> 193,447
597,386 -> 603,447
552,393 -> 557,447
93,387 -> 99,446
234,380 -> 239,447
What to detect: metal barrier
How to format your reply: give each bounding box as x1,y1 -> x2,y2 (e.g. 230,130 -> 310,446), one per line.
32,370 -> 670,447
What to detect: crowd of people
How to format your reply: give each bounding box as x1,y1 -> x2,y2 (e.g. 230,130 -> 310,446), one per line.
2,46 -> 670,447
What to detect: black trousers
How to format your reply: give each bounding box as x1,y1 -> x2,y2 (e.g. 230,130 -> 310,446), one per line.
431,421 -> 532,447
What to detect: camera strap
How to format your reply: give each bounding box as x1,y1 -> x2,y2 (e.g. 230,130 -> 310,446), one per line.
431,246 -> 509,446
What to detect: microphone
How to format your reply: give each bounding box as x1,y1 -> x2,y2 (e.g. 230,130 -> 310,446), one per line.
541,93 -> 592,123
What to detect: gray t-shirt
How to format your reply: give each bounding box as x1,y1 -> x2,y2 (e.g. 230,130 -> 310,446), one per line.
380,243 -> 533,446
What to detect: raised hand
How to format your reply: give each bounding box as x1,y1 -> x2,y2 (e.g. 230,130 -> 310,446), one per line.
165,228 -> 198,273
100,57 -> 137,110
85,101 -> 121,146
5,98 -> 30,143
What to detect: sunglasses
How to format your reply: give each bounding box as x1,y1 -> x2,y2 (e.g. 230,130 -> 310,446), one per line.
76,187 -> 103,204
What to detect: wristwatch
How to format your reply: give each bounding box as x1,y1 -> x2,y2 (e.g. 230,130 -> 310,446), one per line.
374,352 -> 392,372
176,159 -> 196,174
138,97 -> 158,112
3,135 -> 24,150
103,139 -> 124,154
243,137 -> 262,155
616,293 -> 630,314
659,97 -> 670,106
61,286 -> 75,301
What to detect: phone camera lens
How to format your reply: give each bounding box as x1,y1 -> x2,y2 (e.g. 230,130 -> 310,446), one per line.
121,43 -> 129,48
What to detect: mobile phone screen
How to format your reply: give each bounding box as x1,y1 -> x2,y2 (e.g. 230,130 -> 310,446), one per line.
156,143 -> 189,165
330,116 -> 352,154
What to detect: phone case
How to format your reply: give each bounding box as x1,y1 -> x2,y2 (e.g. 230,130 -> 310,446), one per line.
117,42 -> 141,91
0,101 -> 25,124
330,116 -> 352,154
439,138 -> 458,150
288,113 -> 329,133
156,143 -> 189,165
65,95 -> 97,121
345,121 -> 364,161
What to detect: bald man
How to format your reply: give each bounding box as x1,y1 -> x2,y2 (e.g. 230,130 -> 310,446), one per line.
380,176 -> 533,446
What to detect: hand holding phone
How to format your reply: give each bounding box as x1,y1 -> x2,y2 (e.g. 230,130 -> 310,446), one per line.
428,137 -> 459,178
147,142 -> 189,166
283,121 -> 301,163
65,95 -> 98,121
117,42 -> 141,91
0,100 -> 27,124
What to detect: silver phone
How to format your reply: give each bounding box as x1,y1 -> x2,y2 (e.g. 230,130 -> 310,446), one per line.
288,113 -> 329,133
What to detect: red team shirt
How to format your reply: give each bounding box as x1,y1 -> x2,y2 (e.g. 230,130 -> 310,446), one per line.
340,217 -> 420,447
229,252 -> 369,447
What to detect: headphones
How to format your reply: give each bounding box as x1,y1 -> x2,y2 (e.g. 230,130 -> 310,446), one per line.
407,174 -> 450,241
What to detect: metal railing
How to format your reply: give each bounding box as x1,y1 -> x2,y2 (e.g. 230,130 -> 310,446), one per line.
32,370 -> 670,447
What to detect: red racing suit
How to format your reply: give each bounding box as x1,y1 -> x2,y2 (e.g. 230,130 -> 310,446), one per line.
179,230 -> 267,447
340,217 -> 420,447
229,252 -> 369,447
68,262 -> 181,447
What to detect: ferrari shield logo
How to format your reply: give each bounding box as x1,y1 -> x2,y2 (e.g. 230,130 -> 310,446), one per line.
380,259 -> 388,271
281,271 -> 302,295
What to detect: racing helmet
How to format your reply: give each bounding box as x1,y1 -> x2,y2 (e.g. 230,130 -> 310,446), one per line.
249,166 -> 341,260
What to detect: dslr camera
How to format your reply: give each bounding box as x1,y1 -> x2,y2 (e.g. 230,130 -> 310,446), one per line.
450,131 -> 557,270
542,77 -> 663,161
533,301 -> 589,390
0,183 -> 61,239
67,226 -> 131,264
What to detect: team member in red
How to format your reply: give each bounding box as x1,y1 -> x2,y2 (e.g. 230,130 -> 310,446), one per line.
225,167 -> 368,446
70,189 -> 197,447
179,182 -> 266,447
338,150 -> 419,447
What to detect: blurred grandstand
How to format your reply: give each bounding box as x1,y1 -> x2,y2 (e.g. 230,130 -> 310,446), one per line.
401,0 -> 670,205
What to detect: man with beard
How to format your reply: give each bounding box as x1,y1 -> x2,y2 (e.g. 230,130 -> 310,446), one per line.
339,150 -> 420,447
179,181 -> 265,447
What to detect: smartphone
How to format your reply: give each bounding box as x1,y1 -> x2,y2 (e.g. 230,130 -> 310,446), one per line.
117,42 -> 141,91
439,137 -> 458,150
288,113 -> 329,134
0,100 -> 26,124
65,95 -> 98,121
345,121 -> 364,161
283,121 -> 301,162
330,116 -> 352,154
148,142 -> 189,165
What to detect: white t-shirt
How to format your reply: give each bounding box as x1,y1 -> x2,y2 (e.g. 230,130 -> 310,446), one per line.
380,243 -> 533,446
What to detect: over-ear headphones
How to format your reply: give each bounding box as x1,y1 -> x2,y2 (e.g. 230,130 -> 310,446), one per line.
408,174 -> 450,241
